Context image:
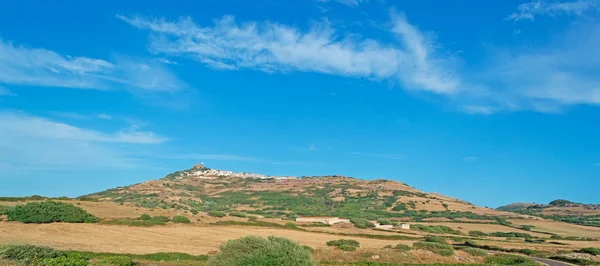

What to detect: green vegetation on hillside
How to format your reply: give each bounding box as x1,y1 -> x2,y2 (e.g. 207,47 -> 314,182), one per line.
6,201 -> 99,223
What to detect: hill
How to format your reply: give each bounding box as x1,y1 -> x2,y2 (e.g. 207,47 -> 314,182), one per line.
84,164 -> 515,223
498,200 -> 600,227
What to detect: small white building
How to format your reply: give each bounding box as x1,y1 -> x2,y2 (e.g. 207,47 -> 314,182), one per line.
400,223 -> 410,229
296,216 -> 350,225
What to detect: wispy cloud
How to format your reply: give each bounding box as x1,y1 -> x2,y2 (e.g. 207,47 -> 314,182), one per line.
309,144 -> 320,151
96,113 -> 113,120
317,0 -> 367,7
0,39 -> 187,96
117,12 -> 460,95
0,111 -> 167,144
351,152 -> 404,160
462,105 -> 494,115
0,85 -> 16,96
506,0 -> 600,21
463,156 -> 479,162
0,111 -> 167,171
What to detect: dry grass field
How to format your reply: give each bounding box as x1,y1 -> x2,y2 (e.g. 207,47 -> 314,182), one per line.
0,222 -> 408,255
509,218 -> 600,238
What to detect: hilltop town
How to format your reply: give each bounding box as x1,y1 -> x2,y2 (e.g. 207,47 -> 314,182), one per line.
164,163 -> 297,180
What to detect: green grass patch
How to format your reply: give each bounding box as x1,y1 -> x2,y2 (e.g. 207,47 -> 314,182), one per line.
413,241 -> 454,256
208,210 -> 226,218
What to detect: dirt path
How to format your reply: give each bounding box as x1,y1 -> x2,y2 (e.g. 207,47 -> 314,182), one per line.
0,222 -> 409,255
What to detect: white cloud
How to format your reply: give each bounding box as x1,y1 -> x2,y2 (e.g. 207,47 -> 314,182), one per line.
0,39 -> 186,94
351,152 -> 404,160
0,111 -> 167,171
317,0 -> 366,7
507,0 -> 600,21
594,163 -> 600,167
96,113 -> 113,120
0,85 -> 16,96
0,111 -> 167,144
462,105 -> 495,115
477,21 -> 600,110
463,156 -> 478,162
117,13 -> 460,94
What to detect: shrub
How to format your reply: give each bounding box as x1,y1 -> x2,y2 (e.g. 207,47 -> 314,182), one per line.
139,214 -> 152,221
0,245 -> 64,264
349,218 -> 375,229
376,218 -> 393,225
490,232 -> 532,238
327,239 -> 360,251
39,256 -> 88,266
394,244 -> 411,251
485,254 -> 538,266
208,211 -> 226,218
468,231 -> 488,237
284,222 -> 298,229
207,235 -> 314,266
152,216 -> 171,223
462,247 -> 488,257
579,247 -> 600,255
423,236 -> 448,245
393,203 -> 408,211
173,215 -> 191,224
6,201 -> 99,223
94,256 -> 133,266
229,211 -> 247,218
411,224 -> 461,235
0,205 -> 14,215
383,245 -> 393,249
413,241 -> 454,255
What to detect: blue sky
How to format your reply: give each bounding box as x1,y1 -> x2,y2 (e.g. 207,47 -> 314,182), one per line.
0,0 -> 599,207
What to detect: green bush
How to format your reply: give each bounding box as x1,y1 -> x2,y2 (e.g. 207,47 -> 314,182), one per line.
284,222 -> 298,229
0,205 -> 14,215
411,224 -> 461,235
579,247 -> 600,255
173,215 -> 191,224
0,245 -> 64,264
383,245 -> 393,249
207,235 -> 314,266
490,232 -> 532,238
229,212 -> 247,218
93,256 -> 133,266
327,239 -> 360,251
462,247 -> 488,257
39,256 -> 88,266
376,218 -> 393,225
485,254 -> 538,266
423,236 -> 448,245
349,218 -> 375,229
468,231 -> 488,237
152,215 -> 171,223
6,201 -> 99,223
394,244 -> 411,251
413,241 -> 454,255
139,214 -> 152,221
208,211 -> 226,218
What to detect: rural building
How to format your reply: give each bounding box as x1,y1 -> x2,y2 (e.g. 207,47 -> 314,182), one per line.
400,223 -> 410,229
296,216 -> 350,225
